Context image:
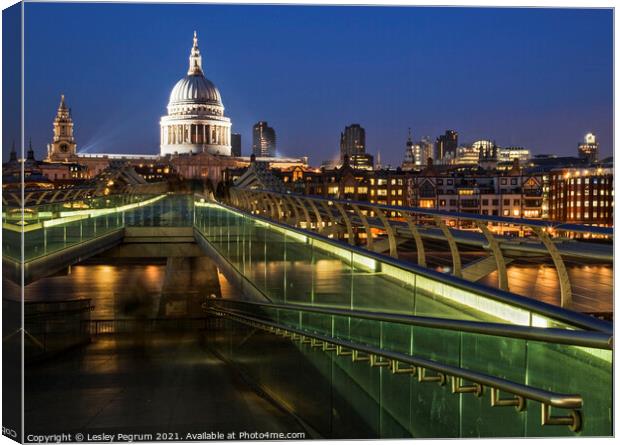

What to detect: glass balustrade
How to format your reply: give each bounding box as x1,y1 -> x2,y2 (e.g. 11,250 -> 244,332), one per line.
211,299 -> 611,437
208,311 -> 611,437
193,201 -> 599,330
3,194 -> 194,262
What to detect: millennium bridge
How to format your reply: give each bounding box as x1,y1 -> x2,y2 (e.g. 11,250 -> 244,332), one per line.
2,179 -> 613,438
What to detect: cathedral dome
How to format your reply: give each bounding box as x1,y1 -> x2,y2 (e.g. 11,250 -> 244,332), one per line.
160,31 -> 232,157
169,75 -> 222,107
165,31 -> 225,116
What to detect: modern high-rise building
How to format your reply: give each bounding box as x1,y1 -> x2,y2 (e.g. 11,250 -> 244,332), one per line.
578,132 -> 599,163
340,124 -> 373,169
435,130 -> 458,162
340,124 -> 366,158
252,121 -> 276,157
231,133 -> 241,157
419,136 -> 434,164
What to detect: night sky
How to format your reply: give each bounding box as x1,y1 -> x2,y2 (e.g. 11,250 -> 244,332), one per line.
3,3 -> 613,166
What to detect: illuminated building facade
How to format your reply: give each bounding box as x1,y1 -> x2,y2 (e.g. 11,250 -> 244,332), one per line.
435,130 -> 458,163
340,124 -> 373,169
577,132 -> 599,163
252,122 -> 276,157
402,130 -> 433,169
548,167 -> 613,226
160,32 -> 232,156
498,147 -> 531,163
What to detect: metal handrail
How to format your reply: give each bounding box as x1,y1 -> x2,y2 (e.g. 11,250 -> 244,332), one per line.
213,300 -> 612,350
204,200 -> 612,334
237,187 -> 612,237
210,306 -> 584,431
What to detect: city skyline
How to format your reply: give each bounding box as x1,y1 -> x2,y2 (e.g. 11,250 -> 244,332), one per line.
4,3 -> 613,165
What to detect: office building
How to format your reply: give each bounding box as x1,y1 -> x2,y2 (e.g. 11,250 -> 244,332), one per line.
340,124 -> 373,169
252,121 -> 276,157
435,130 -> 458,162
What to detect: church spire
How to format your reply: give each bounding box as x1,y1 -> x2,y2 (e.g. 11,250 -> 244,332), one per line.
406,127 -> 413,147
188,30 -> 203,75
59,94 -> 67,111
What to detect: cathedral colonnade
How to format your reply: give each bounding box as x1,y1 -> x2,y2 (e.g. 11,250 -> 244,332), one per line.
161,123 -> 230,146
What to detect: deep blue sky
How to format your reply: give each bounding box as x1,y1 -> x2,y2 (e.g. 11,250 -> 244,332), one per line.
4,3 -> 614,165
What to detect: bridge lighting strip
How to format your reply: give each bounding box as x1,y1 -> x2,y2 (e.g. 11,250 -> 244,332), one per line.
196,201 -> 377,272
2,194 -> 167,233
199,200 -> 611,334
58,194 -> 166,218
199,202 -> 536,326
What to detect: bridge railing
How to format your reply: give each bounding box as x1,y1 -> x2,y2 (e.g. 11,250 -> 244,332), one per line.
207,299 -> 611,436
2,194 -> 168,262
226,188 -> 612,312
193,198 -> 611,335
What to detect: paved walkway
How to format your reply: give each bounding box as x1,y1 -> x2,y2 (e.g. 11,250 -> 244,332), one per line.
25,331 -> 306,438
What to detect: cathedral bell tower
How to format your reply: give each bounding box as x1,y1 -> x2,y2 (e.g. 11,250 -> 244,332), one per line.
47,94 -> 77,161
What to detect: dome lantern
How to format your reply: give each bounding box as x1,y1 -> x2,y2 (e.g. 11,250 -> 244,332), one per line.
188,31 -> 203,76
